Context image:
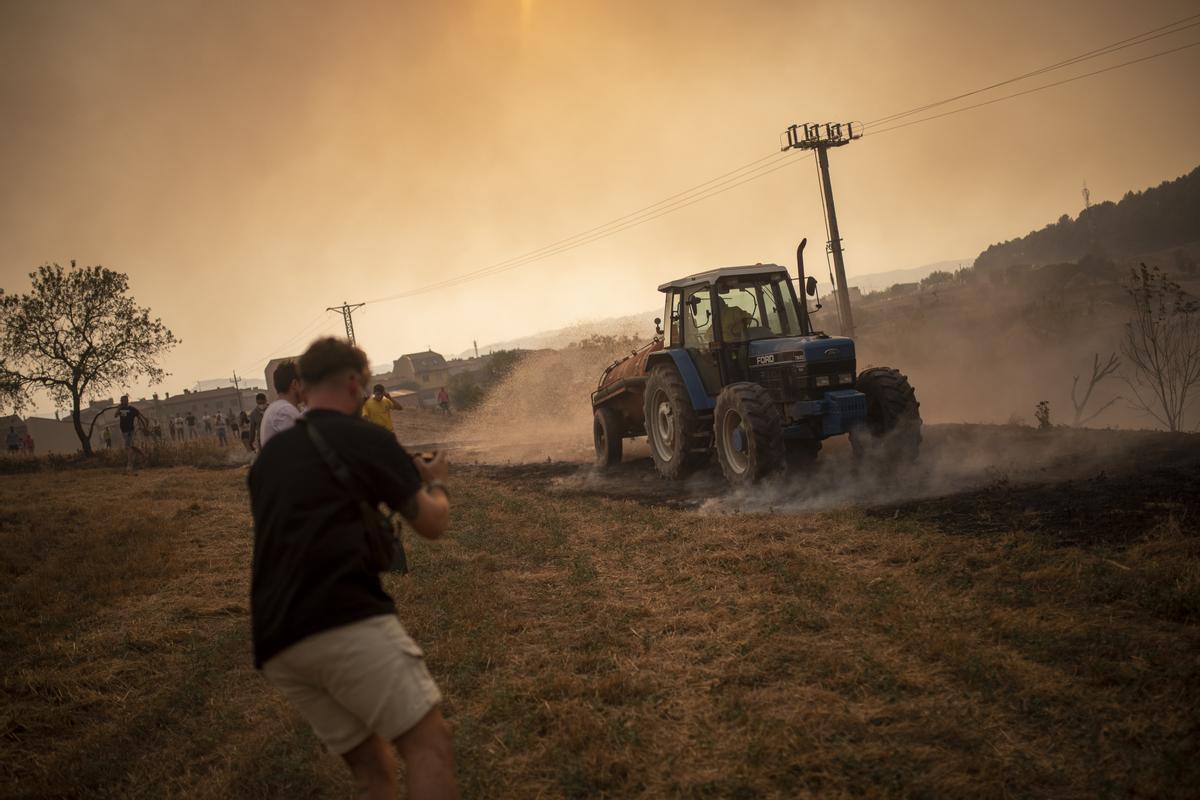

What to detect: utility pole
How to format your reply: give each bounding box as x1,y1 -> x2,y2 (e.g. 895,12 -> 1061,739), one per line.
327,300 -> 365,345
1081,180 -> 1096,247
231,370 -> 245,413
780,121 -> 862,338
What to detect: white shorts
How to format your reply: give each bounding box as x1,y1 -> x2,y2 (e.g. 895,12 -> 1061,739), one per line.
262,614 -> 443,755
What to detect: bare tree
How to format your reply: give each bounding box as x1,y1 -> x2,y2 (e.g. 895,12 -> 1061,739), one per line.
0,262 -> 179,455
1120,264 -> 1200,432
1071,352 -> 1120,426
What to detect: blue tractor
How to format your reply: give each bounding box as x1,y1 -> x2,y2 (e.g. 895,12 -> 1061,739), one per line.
591,239 -> 921,485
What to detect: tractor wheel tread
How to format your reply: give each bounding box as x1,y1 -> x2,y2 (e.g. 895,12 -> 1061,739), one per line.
644,365 -> 711,479
851,366 -> 922,465
593,406 -> 623,469
713,382 -> 785,486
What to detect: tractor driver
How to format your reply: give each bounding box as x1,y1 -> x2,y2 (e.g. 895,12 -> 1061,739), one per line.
716,291 -> 755,342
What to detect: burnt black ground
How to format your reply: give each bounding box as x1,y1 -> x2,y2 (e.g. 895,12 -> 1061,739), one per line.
463,424 -> 1200,547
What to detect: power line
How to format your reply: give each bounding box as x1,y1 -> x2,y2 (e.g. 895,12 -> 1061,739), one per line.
363,152 -> 793,304
866,39 -> 1200,138
236,311 -> 328,375
865,12 -> 1200,129
363,152 -> 804,304
232,154 -> 805,367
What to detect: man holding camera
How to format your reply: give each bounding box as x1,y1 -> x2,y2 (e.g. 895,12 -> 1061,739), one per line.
249,337 -> 457,799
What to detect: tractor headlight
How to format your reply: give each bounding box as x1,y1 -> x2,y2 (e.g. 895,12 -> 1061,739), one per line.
839,372 -> 854,385
814,375 -> 831,387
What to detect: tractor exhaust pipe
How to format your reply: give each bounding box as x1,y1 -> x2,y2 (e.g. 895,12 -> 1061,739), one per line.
795,237 -> 820,330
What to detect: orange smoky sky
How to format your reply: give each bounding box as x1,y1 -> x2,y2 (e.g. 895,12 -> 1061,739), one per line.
2,0 -> 1198,403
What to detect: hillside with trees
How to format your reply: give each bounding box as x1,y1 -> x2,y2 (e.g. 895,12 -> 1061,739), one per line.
974,166 -> 1200,273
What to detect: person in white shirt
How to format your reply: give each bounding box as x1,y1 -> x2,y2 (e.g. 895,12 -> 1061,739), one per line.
260,360 -> 304,448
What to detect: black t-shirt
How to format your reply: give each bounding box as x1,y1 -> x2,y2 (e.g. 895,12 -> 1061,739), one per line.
247,409 -> 422,668
115,405 -> 141,432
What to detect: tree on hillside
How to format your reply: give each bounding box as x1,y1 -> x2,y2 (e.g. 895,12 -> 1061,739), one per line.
919,270 -> 953,289
0,262 -> 179,455
1120,264 -> 1200,432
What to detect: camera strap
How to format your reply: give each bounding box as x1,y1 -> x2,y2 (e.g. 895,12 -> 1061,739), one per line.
295,416 -> 408,574
296,417 -> 365,502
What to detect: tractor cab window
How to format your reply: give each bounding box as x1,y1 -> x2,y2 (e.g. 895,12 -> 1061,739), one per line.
665,290 -> 682,347
762,276 -> 804,336
682,285 -> 713,347
716,275 -> 804,341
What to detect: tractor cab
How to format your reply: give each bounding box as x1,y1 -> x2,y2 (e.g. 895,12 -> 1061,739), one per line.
656,265 -> 858,414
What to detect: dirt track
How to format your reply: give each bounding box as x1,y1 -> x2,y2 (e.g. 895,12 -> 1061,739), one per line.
459,424 -> 1200,546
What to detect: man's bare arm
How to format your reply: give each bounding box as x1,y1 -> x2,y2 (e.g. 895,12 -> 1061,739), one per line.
404,488 -> 450,539
400,451 -> 451,539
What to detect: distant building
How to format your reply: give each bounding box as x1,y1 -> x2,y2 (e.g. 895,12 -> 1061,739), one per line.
392,351 -> 450,386
387,350 -> 494,408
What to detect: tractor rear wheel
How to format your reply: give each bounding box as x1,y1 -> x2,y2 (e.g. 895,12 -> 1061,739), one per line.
850,367 -> 922,466
644,365 -> 710,480
714,383 -> 785,486
593,406 -> 623,468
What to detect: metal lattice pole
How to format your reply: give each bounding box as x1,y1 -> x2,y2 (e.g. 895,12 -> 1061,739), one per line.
326,301 -> 365,346
780,122 -> 861,339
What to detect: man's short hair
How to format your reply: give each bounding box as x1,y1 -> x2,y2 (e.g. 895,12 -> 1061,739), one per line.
272,360 -> 300,394
298,338 -> 369,387
373,384 -> 385,394
255,392 -> 268,404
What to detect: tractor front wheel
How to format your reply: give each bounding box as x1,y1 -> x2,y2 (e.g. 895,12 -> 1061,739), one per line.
644,365 -> 710,480
714,383 -> 785,486
593,406 -> 623,468
850,367 -> 922,466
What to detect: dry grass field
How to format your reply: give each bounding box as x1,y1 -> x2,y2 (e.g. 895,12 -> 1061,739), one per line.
1,426 -> 1198,798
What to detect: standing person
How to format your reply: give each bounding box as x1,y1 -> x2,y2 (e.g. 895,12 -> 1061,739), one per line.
115,395 -> 147,468
260,361 -> 304,448
202,413 -> 213,437
249,394 -> 268,451
167,417 -> 176,441
186,412 -> 198,440
102,426 -> 113,450
6,426 -> 21,454
239,410 -> 253,451
361,384 -> 400,432
249,338 -> 457,799
22,431 -> 34,454
152,419 -> 163,445
215,412 -> 228,447
436,386 -> 450,415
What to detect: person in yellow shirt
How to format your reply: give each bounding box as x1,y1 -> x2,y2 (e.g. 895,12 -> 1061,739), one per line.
361,384 -> 399,432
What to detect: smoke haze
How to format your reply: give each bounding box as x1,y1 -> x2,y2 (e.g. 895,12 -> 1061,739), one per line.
2,0 -> 1198,405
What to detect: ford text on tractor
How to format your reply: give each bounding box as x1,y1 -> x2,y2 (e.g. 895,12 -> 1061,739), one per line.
590,239 -> 921,485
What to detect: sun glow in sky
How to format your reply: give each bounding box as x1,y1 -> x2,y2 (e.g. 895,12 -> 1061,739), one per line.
1,0 -> 1197,408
